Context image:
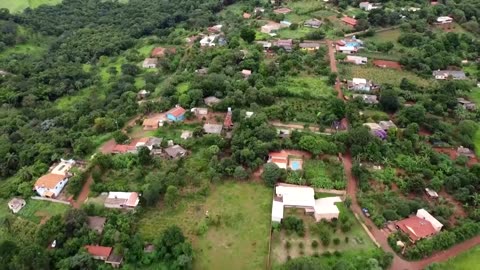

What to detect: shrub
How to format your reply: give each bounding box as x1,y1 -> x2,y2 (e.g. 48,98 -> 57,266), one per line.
345,237 -> 349,243
334,251 -> 341,257
298,242 -> 304,249
282,216 -> 305,236
285,241 -> 291,250
322,251 -> 332,257
311,240 -> 319,248
333,238 -> 340,245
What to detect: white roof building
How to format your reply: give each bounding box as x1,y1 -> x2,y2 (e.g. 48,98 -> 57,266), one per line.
436,16 -> 453,24
352,78 -> 367,85
200,35 -> 218,47
104,192 -> 140,209
272,184 -> 342,222
416,209 -> 443,232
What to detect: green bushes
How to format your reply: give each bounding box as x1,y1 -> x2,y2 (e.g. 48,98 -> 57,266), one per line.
304,159 -> 346,190
66,170 -> 89,198
282,216 -> 305,236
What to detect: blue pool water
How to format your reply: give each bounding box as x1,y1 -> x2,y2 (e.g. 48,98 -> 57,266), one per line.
291,161 -> 301,170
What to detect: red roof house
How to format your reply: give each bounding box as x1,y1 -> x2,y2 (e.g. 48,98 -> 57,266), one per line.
395,216 -> 438,242
341,16 -> 358,27
85,245 -> 112,260
151,47 -> 176,58
166,106 -> 186,122
273,7 -> 292,14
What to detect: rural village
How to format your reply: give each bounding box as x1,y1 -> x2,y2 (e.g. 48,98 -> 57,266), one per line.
0,0 -> 479,269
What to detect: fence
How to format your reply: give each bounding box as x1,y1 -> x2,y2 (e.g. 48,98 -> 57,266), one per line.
31,196 -> 72,205
314,188 -> 346,196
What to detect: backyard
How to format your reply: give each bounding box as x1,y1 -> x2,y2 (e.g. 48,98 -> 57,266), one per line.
270,201 -> 375,266
138,182 -> 272,270
0,199 -> 70,224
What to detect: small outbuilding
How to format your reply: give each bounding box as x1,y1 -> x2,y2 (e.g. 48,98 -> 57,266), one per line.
8,198 -> 26,213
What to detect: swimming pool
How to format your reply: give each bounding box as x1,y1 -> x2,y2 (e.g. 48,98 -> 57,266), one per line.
291,160 -> 301,170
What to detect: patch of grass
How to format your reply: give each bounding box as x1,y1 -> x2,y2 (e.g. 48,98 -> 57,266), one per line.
339,64 -> 432,88
0,43 -> 46,58
474,129 -> 480,156
0,198 -> 12,220
153,123 -> 200,142
468,87 -> 480,105
284,75 -> 335,98
176,82 -> 190,94
277,26 -> 317,39
138,182 -> 272,270
0,0 -> 61,13
365,29 -> 402,45
55,87 -> 105,110
138,44 -> 155,57
428,245 -> 480,270
287,0 -> 327,15
18,199 -> 70,223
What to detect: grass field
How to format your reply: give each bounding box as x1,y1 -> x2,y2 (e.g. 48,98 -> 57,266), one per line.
365,29 -> 402,45
428,245 -> 480,270
17,199 -> 70,223
284,75 -> 335,98
339,64 -> 432,88
0,0 -> 61,13
138,182 -> 272,270
287,0 -> 327,15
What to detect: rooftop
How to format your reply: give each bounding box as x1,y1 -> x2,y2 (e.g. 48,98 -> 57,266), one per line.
203,123 -> 223,134
87,216 -> 107,233
85,245 -> 112,258
35,173 -> 66,189
167,106 -> 186,118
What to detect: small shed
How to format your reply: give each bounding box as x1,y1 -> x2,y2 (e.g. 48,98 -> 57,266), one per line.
8,198 -> 26,213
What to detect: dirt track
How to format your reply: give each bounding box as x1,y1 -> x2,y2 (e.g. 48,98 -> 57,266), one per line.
327,39 -> 480,270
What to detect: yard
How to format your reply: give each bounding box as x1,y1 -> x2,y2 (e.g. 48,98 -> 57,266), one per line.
283,75 -> 335,99
303,158 -> 346,190
428,245 -> 480,270
365,29 -> 402,45
0,0 -> 61,13
138,182 -> 272,270
339,64 -> 433,88
270,201 -> 375,266
16,199 -> 70,224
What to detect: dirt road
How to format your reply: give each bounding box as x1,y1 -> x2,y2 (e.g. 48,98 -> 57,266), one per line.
72,174 -> 93,209
326,40 -> 345,100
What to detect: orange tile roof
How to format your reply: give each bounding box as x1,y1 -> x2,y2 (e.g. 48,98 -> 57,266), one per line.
35,173 -> 66,189
85,245 -> 112,258
167,106 -> 186,118
342,16 -> 358,26
143,118 -> 159,127
126,192 -> 139,207
396,216 -> 437,242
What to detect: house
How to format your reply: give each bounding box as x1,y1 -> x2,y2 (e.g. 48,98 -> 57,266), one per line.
299,42 -> 320,51
165,145 -> 187,158
243,12 -> 251,19
180,130 -> 193,140
346,55 -> 368,65
85,245 -> 123,268
254,7 -> 265,16
433,70 -> 466,80
341,16 -> 358,27
352,94 -> 378,104
142,117 -> 161,130
142,58 -> 158,68
137,90 -> 150,100
256,41 -> 272,50
280,20 -> 292,27
166,105 -> 186,122
363,122 -> 382,131
425,188 -> 439,199
204,96 -> 221,107
203,123 -> 223,135
191,107 -> 208,118
87,216 -> 107,234
135,137 -> 162,151
272,183 -> 342,222
246,111 -> 254,118
273,7 -> 292,14
261,21 -> 286,34
224,107 -> 234,129
34,159 -> 75,198
277,129 -> 290,138
151,47 -> 176,58
347,78 -> 375,91
207,24 -> 223,33
200,35 -> 218,47
373,60 -> 402,70
395,209 -> 443,242
0,69 -> 11,77
274,39 -> 293,52
268,151 -> 303,170
304,18 -> 323,28
457,98 -> 476,111
359,2 -> 380,11
8,198 -> 26,213
436,16 -> 453,24
457,146 -> 475,158
379,120 -> 397,130
195,68 -> 208,75
104,192 -> 140,209
241,69 -> 252,78
336,45 -> 357,54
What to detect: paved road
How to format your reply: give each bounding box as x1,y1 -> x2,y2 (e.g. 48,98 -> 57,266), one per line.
327,39 -> 480,270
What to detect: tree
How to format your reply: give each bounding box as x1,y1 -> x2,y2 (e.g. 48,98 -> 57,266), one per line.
240,27 -> 255,43
57,253 -> 96,270
164,185 -> 179,208
233,166 -> 248,180
262,163 -> 283,187
379,89 -> 400,113
138,146 -> 152,165
113,130 -> 129,144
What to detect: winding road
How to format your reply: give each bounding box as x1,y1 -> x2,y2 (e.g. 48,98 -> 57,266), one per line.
327,40 -> 480,270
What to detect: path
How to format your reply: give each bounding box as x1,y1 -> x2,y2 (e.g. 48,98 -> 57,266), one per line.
72,174 -> 93,209
326,39 -> 480,270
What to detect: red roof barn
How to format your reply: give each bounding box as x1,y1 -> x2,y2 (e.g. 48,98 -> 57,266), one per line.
85,245 -> 112,260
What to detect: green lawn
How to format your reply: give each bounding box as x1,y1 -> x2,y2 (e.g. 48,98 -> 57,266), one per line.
138,182 -> 272,270
287,0 -> 327,15
365,29 -> 402,45
339,64 -> 432,88
277,27 -> 317,39
0,43 -> 46,59
0,0 -> 61,13
176,82 -> 190,94
284,75 -> 335,98
18,199 -> 70,223
428,245 -> 480,270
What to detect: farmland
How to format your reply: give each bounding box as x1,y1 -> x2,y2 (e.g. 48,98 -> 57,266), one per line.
138,182 -> 272,270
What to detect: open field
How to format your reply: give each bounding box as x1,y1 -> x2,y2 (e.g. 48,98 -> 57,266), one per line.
271,202 -> 375,266
284,75 -> 335,98
18,199 -> 70,223
428,245 -> 480,270
0,0 -> 61,13
286,0 -> 327,15
365,29 -> 402,45
277,27 -> 317,39
339,64 -> 432,88
138,182 -> 272,270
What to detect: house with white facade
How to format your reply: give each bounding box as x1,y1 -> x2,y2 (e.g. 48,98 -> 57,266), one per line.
200,35 -> 219,47
104,192 -> 140,209
34,159 -> 75,198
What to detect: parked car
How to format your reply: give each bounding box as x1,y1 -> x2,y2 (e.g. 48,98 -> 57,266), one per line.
362,208 -> 370,218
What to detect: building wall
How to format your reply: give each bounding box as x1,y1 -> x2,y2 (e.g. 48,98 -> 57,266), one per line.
35,178 -> 68,198
167,114 -> 185,122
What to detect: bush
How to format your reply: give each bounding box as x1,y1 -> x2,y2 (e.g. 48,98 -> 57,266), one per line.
333,238 -> 340,245
285,241 -> 291,250
298,242 -> 304,249
282,216 -> 305,236
311,240 -> 319,248
334,250 -> 341,257
345,237 -> 349,243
